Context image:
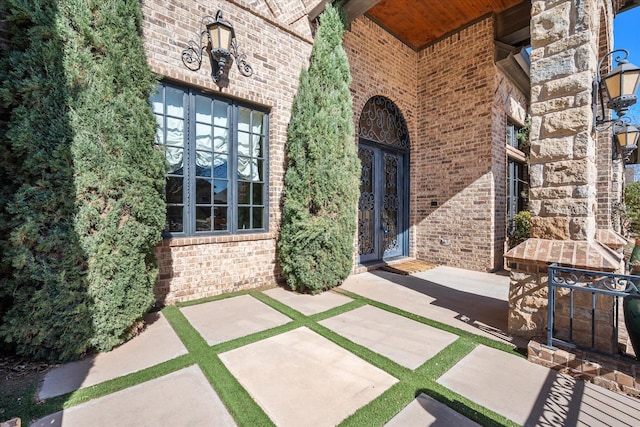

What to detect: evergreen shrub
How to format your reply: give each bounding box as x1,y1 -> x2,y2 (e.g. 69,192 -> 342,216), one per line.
0,0 -> 165,360
278,4 -> 360,293
626,181 -> 640,236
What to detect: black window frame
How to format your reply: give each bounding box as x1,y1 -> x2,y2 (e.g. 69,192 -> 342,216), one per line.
152,82 -> 269,237
507,159 -> 529,235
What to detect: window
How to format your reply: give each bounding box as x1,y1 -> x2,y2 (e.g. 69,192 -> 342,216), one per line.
506,121 -> 520,149
507,159 -> 528,231
506,120 -> 529,237
151,83 -> 268,236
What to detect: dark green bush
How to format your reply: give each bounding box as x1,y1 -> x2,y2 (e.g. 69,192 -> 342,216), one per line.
626,182 -> 640,237
278,4 -> 360,293
508,210 -> 530,249
0,0 -> 93,361
0,0 -> 165,360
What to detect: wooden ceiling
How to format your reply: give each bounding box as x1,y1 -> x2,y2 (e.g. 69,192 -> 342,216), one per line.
347,0 -> 529,50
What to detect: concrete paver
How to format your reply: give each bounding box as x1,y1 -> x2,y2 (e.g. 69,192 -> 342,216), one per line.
38,312 -> 187,399
263,287 -> 352,315
32,365 -> 236,427
384,393 -> 480,427
437,344 -> 640,426
340,268 -> 516,344
319,305 -> 458,369
180,294 -> 291,345
218,326 -> 398,427
27,268 -> 640,427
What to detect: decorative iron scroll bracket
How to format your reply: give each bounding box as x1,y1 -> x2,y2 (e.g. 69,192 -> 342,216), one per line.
181,11 -> 253,83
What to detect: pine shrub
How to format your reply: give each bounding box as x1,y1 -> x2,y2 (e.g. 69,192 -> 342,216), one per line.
0,0 -> 165,359
278,4 -> 360,293
626,182 -> 640,236
0,0 -> 93,361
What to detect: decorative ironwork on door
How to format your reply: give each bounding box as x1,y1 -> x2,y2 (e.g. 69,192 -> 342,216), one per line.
357,96 -> 409,262
358,147 -> 375,256
383,153 -> 399,253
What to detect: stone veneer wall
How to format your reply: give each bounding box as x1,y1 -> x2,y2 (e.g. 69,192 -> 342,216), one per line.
506,0 -> 625,340
414,17 -> 503,272
143,0 -> 318,302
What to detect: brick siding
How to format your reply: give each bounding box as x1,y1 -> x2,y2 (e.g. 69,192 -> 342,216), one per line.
143,0 -> 317,303
144,2 -> 527,302
414,17 -> 509,272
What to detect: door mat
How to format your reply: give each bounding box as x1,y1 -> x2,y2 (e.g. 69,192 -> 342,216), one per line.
380,260 -> 438,275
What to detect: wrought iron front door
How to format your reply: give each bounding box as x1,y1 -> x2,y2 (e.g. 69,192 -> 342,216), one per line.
358,143 -> 406,262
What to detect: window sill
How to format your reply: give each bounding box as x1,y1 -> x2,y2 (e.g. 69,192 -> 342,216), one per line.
159,231 -> 276,247
507,144 -> 526,162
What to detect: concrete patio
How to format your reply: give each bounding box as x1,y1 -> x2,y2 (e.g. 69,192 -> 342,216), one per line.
24,266 -> 640,426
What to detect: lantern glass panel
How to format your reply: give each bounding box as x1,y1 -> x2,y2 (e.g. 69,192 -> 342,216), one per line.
218,26 -> 232,51
622,69 -> 640,98
604,72 -> 622,100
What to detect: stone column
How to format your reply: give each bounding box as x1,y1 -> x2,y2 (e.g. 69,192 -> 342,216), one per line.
505,0 -> 623,339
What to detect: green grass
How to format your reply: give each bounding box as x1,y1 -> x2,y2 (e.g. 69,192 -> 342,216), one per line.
2,287 -> 525,426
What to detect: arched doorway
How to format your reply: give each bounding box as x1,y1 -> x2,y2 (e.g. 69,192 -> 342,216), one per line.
358,96 -> 410,263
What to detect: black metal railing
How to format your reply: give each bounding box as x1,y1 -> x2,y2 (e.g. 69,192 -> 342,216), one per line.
547,264 -> 640,353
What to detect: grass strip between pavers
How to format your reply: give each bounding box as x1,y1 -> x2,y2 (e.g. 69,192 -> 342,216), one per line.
335,288 -> 522,357
12,353 -> 194,424
14,286 -> 527,427
162,304 -> 275,426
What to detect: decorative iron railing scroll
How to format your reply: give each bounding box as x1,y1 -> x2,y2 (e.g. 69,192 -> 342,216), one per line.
547,264 -> 640,352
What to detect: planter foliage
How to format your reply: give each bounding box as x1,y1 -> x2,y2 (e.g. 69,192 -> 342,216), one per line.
278,4 -> 360,293
0,0 -> 165,360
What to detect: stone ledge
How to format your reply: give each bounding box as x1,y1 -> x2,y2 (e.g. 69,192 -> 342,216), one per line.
0,418 -> 20,427
528,339 -> 640,398
595,229 -> 628,250
505,238 -> 623,271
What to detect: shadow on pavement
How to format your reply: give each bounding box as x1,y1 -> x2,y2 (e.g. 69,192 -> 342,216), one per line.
370,270 -> 526,347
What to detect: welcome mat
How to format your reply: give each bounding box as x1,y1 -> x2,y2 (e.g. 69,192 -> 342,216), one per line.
381,260 -> 438,275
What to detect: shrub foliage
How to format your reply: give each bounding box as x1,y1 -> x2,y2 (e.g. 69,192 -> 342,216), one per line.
0,0 -> 165,360
625,181 -> 640,236
278,4 -> 360,293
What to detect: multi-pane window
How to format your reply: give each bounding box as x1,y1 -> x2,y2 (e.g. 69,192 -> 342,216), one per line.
506,121 -> 520,149
506,120 -> 529,236
151,83 -> 268,236
507,159 -> 528,228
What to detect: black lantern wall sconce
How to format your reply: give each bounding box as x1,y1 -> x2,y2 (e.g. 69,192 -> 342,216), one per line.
593,49 -> 640,127
593,49 -> 640,162
181,10 -> 253,83
613,121 -> 639,161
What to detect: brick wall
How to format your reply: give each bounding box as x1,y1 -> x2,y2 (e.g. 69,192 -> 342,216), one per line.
595,3 -> 621,231
143,0 -> 318,303
414,17 -> 503,272
343,16 -> 419,259
146,2 -> 526,302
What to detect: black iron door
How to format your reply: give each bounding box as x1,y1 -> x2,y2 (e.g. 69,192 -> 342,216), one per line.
358,143 -> 405,262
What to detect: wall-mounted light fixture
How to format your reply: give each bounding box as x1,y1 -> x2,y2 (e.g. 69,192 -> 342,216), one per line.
613,121 -> 640,161
593,49 -> 640,128
181,10 -> 253,83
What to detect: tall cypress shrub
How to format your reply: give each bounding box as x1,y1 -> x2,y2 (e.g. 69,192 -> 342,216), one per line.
63,0 -> 166,352
278,4 -> 360,293
0,0 -> 93,361
0,0 -> 165,359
